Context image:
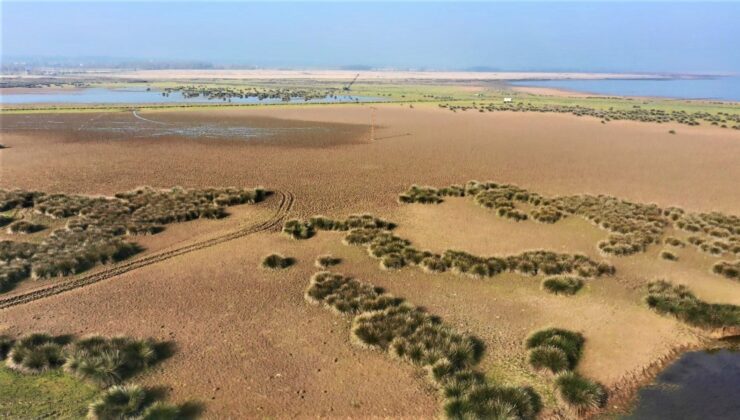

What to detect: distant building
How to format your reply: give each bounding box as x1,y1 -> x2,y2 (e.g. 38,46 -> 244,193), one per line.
503,97 -> 512,103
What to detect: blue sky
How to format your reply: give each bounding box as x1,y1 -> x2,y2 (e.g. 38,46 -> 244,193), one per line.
2,1 -> 738,73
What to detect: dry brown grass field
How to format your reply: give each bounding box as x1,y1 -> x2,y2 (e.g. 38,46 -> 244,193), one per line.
1,104 -> 739,417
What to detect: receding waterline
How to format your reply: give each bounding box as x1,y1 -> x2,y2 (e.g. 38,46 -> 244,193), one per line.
0,87 -> 387,105
625,348 -> 740,419
511,77 -> 740,102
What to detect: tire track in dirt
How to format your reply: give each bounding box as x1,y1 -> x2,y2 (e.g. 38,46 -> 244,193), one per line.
0,190 -> 294,310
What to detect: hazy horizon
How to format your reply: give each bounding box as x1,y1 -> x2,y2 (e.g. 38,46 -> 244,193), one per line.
2,2 -> 739,74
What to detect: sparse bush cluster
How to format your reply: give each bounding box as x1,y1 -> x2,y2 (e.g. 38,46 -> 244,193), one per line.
340,221 -> 614,280
645,280 -> 740,328
283,214 -> 395,240
542,276 -> 584,295
525,328 -> 606,414
398,181 -> 669,256
712,260 -> 739,280
306,271 -> 541,419
397,180 -> 737,259
3,333 -> 162,382
438,101 -> 740,128
0,187 -> 267,292
261,253 -> 294,270
64,336 -> 160,387
1,332 -> 182,419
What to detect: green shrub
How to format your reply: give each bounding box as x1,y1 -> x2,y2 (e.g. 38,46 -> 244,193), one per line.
542,276 -> 584,295
87,384 -> 147,420
64,336 -> 160,387
659,250 -> 678,261
315,255 -> 341,269
6,333 -> 66,373
555,372 -> 608,414
645,280 -> 740,328
261,253 -> 295,270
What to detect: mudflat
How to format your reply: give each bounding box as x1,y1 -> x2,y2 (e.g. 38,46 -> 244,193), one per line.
1,104 -> 738,416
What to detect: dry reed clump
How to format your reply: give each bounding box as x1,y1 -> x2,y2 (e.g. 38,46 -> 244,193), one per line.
541,276 -> 584,295
659,250 -> 678,261
0,187 -> 266,292
645,280 -> 740,328
712,260 -> 739,280
64,336 -> 161,387
315,254 -> 341,269
261,253 -> 295,270
305,271 -> 541,419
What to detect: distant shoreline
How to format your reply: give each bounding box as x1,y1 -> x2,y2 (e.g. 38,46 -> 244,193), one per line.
1,69 -> 688,82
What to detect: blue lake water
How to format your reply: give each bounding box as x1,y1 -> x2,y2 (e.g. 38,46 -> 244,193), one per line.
0,87 -> 385,105
626,348 -> 740,419
511,77 -> 740,102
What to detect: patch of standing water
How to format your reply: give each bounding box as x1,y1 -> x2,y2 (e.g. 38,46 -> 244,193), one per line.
625,348 -> 740,419
0,87 -> 388,105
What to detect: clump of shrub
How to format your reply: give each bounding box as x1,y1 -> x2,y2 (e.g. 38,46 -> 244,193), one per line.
0,215 -> 13,227
0,336 -> 14,359
282,219 -> 315,240
315,254 -> 341,269
5,333 -> 67,373
87,384 -> 148,420
305,271 -> 403,315
712,260 -> 739,280
526,328 -> 584,373
398,185 -> 444,204
7,220 -> 45,234
645,280 -> 740,328
542,276 -> 584,295
659,250 -> 678,261
64,336 -> 160,387
554,372 -> 608,415
664,236 -> 685,247
140,401 -> 181,420
306,271 -> 541,419
261,253 -> 295,270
